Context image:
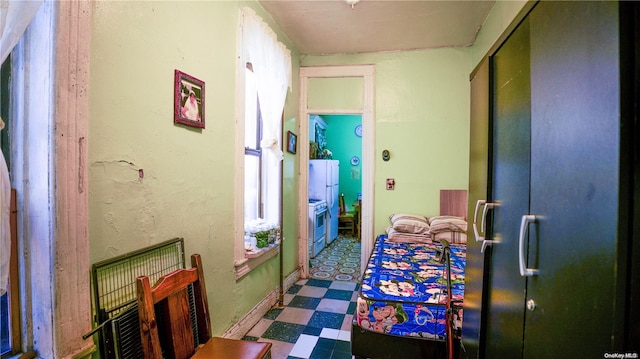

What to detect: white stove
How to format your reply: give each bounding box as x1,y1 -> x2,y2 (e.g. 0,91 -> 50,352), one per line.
308,199 -> 327,258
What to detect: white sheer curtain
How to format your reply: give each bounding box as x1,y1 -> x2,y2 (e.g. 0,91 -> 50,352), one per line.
241,7 -> 291,162
240,8 -> 291,224
0,0 -> 42,295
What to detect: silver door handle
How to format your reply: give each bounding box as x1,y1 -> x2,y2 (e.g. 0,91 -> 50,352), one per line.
473,200 -> 495,242
481,202 -> 495,234
480,236 -> 499,253
518,215 -> 538,276
475,199 -> 499,253
481,239 -> 492,253
472,200 -> 486,242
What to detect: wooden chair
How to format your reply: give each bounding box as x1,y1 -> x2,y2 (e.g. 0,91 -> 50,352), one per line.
338,193 -> 356,237
136,254 -> 272,359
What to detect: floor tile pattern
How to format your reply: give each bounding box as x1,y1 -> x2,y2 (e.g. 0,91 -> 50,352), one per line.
243,278 -> 358,359
309,235 -> 361,282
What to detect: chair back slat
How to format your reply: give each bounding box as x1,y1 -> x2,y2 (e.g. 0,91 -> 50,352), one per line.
136,276 -> 164,359
136,254 -> 210,359
150,269 -> 198,302
160,288 -> 195,359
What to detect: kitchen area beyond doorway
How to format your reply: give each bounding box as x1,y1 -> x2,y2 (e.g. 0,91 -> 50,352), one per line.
307,114 -> 362,281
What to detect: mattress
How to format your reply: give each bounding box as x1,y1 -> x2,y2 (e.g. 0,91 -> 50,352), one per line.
355,234 -> 465,340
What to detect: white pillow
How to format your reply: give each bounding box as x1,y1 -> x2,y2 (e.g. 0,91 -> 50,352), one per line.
428,216 -> 467,234
389,213 -> 430,234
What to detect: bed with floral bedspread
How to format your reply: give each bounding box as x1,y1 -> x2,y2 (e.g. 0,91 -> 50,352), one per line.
351,234 -> 466,358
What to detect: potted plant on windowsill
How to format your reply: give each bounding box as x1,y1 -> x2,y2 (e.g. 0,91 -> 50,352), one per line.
245,219 -> 280,253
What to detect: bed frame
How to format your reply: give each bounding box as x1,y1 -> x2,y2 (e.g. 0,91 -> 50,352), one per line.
351,323 -> 448,358
351,189 -> 467,359
439,189 -> 468,220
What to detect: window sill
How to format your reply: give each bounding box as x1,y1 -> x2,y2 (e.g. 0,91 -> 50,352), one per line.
234,241 -> 280,280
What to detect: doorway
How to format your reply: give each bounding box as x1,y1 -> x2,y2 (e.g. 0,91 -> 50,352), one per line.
307,113 -> 362,281
298,65 -> 374,279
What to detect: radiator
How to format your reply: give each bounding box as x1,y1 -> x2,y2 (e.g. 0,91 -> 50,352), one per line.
85,238 -> 187,359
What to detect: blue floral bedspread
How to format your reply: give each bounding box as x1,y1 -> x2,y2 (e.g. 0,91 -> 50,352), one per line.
355,234 -> 465,340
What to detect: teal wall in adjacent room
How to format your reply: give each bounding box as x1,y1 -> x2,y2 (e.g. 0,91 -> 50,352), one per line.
322,114 -> 362,211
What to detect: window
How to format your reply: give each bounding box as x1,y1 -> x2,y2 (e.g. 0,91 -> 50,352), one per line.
244,64 -> 262,222
235,8 -> 291,278
243,63 -> 281,249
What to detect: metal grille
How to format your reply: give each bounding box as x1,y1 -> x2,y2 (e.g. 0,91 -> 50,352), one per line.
111,305 -> 142,359
86,238 -> 186,359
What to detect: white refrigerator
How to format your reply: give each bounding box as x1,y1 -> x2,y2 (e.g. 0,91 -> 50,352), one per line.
309,160 -> 339,244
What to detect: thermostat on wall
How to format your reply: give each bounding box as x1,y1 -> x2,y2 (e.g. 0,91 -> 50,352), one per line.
382,150 -> 390,161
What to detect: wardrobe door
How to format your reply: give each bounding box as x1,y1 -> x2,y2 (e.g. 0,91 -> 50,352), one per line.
483,17 -> 531,358
462,58 -> 490,358
523,2 -> 621,356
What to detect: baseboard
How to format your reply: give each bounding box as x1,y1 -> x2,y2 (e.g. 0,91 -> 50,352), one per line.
68,343 -> 96,359
223,269 -> 301,339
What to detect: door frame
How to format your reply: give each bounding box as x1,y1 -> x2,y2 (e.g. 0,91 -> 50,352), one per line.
298,65 -> 375,277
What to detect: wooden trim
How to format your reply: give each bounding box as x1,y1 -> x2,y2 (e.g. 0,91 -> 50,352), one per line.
53,1 -> 92,356
9,189 -> 20,353
298,64 -> 375,278
469,56 -> 489,82
14,350 -> 36,359
223,269 -> 300,339
234,243 -> 281,280
68,345 -> 97,359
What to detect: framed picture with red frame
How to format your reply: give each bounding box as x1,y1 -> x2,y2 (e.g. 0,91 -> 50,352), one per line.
174,70 -> 205,129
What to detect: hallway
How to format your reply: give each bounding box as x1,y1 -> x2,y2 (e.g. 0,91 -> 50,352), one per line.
242,278 -> 358,359
309,235 -> 361,283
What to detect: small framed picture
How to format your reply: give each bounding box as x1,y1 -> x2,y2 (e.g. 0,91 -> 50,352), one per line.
286,131 -> 297,154
174,70 -> 205,129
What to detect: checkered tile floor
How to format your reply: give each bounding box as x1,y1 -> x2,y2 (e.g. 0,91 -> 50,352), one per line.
242,278 -> 358,359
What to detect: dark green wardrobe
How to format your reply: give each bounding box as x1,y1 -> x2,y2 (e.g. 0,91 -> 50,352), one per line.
462,1 -> 639,357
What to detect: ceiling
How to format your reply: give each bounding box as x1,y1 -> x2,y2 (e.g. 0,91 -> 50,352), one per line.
259,0 -> 496,56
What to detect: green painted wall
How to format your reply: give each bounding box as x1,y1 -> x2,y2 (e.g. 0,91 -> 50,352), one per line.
85,0 -> 523,346
321,114 -> 363,209
300,1 -> 527,236
88,0 -> 300,337
302,49 -> 472,235
308,77 -> 363,110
